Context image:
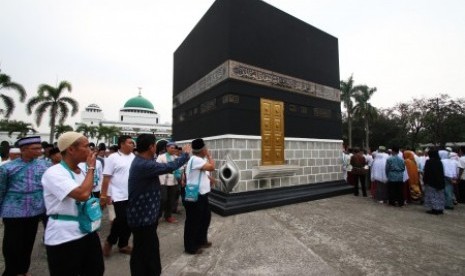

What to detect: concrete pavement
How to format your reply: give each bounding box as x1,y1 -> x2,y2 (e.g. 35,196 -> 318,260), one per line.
1,194 -> 464,275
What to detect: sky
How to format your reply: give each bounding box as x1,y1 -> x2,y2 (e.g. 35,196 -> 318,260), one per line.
1,0 -> 464,132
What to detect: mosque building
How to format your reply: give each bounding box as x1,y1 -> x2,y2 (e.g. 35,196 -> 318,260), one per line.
78,92 -> 172,143
0,92 -> 171,147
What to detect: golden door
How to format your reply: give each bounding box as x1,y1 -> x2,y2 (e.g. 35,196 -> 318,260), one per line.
260,98 -> 284,165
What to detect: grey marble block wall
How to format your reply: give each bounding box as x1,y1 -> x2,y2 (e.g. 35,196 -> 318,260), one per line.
179,135 -> 343,193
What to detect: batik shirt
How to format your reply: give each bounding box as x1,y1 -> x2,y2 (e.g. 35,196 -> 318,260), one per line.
385,155 -> 405,182
0,158 -> 50,217
127,152 -> 189,227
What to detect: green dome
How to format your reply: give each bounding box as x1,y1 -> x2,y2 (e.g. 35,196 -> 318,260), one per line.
123,95 -> 154,110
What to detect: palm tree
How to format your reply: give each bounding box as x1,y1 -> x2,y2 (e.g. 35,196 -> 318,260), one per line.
26,81 -> 78,144
76,123 -> 98,139
0,71 -> 27,118
54,124 -> 74,140
353,85 -> 377,150
0,119 -> 37,138
340,75 -> 362,148
96,124 -> 121,146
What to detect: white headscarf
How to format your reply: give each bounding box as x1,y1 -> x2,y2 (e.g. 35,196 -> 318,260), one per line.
371,152 -> 389,183
439,150 -> 449,160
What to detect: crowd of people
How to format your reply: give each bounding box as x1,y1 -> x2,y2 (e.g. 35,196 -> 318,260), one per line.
0,133 -> 216,276
343,145 -> 465,214
4,131 -> 464,275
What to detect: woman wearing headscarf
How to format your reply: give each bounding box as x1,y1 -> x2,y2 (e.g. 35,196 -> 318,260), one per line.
439,150 -> 458,209
403,150 -> 422,202
371,146 -> 389,203
423,150 -> 445,215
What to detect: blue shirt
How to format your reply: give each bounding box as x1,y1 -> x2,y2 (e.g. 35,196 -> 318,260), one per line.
127,152 -> 189,228
385,155 -> 405,182
0,158 -> 51,217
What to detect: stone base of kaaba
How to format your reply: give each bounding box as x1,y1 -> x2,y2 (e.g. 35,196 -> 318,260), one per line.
178,134 -> 352,216
209,180 -> 351,216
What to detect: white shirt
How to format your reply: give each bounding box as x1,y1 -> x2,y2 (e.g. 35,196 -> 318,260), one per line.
78,159 -> 103,192
417,156 -> 427,173
42,164 -> 87,246
442,159 -> 458,179
103,151 -> 135,202
371,152 -> 389,183
342,153 -> 352,172
186,156 -> 211,195
365,154 -> 374,167
156,153 -> 178,186
458,156 -> 465,180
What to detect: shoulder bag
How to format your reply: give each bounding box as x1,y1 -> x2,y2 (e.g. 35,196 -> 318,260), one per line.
50,161 -> 102,233
184,159 -> 202,202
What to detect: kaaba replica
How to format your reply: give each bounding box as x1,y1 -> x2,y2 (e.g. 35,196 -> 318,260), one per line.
173,0 -> 351,215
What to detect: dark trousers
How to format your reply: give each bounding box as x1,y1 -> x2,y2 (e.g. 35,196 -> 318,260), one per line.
172,183 -> 182,213
183,193 -> 211,253
388,181 -> 405,206
351,174 -> 367,196
458,180 -> 465,203
2,215 -> 43,276
130,224 -> 161,276
107,200 -> 131,248
161,185 -> 177,219
46,232 -> 104,276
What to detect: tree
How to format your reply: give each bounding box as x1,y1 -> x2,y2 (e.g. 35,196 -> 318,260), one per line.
379,95 -> 465,148
96,124 -> 121,146
340,75 -> 363,148
54,124 -> 74,140
421,94 -> 465,146
342,92 -> 465,149
369,108 -> 410,149
76,123 -> 98,139
0,71 -> 27,118
442,113 -> 465,143
353,85 -> 377,150
26,81 -> 78,144
393,98 -> 429,149
0,119 -> 37,138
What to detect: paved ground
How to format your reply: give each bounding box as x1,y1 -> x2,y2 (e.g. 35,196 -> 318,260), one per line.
1,194 -> 464,275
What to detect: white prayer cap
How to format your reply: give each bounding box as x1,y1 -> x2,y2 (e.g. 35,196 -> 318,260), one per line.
9,148 -> 20,154
57,132 -> 84,152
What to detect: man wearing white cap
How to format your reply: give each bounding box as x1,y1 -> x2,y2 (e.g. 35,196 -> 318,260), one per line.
0,136 -> 50,276
0,147 -> 21,166
41,132 -> 104,275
